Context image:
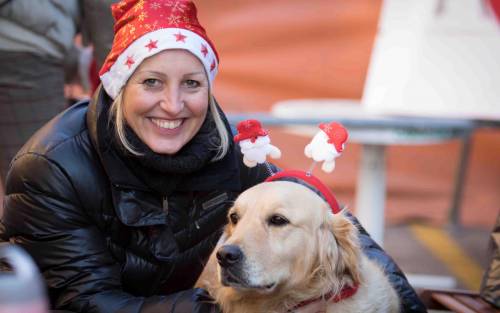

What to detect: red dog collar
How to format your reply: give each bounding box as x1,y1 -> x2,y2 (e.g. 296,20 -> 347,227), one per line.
289,284 -> 359,311
264,170 -> 340,214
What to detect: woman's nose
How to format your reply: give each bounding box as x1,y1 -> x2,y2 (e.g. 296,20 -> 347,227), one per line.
159,87 -> 184,115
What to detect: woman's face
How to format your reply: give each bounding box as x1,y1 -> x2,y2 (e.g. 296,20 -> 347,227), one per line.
123,49 -> 209,155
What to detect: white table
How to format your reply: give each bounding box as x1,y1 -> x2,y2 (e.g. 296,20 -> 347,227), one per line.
227,99 -> 475,246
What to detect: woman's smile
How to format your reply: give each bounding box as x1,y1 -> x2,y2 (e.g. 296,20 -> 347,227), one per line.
150,117 -> 183,130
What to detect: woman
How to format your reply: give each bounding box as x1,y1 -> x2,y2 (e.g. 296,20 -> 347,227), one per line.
0,0 -> 426,312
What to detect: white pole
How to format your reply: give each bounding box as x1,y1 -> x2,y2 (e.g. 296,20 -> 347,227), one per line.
355,144 -> 387,246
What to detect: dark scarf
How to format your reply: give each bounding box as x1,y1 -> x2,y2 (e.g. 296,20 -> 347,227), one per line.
96,97 -> 241,196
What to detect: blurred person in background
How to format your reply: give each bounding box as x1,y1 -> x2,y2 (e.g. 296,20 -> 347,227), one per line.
79,0 -> 117,94
0,0 -> 117,184
480,213 -> 500,308
80,0 -> 116,71
0,0 -> 80,182
0,0 -> 426,312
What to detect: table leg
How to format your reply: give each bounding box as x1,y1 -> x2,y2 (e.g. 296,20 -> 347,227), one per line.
0,178 -> 3,218
448,133 -> 472,226
355,144 -> 387,246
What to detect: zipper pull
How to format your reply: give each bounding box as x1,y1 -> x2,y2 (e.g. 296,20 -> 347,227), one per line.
162,196 -> 169,214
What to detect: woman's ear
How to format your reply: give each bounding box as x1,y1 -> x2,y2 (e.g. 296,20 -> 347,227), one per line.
318,211 -> 362,288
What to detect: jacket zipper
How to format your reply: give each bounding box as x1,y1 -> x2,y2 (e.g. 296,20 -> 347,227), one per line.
162,196 -> 168,215
191,197 -> 200,230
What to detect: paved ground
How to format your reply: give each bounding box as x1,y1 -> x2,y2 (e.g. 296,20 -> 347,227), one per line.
384,222 -> 492,293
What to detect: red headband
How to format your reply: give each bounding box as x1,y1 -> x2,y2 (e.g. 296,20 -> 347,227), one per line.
265,170 -> 340,214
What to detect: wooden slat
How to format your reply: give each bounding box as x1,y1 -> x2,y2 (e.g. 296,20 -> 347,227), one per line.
431,293 -> 477,313
454,295 -> 498,313
420,289 -> 499,312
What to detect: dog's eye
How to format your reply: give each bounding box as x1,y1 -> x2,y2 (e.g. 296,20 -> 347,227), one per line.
229,212 -> 239,225
268,214 -> 289,226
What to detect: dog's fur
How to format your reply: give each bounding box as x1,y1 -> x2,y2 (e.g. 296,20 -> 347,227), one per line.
196,181 -> 400,313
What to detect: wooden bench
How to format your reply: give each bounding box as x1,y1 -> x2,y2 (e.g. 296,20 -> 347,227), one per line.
419,289 -> 498,313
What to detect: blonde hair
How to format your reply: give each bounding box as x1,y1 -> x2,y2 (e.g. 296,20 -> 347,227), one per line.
108,91 -> 230,161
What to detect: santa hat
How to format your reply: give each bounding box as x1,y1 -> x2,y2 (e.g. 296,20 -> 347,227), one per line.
99,0 -> 219,99
233,119 -> 268,143
319,122 -> 348,152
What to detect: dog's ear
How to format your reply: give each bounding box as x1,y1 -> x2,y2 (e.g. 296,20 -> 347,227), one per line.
318,211 -> 361,287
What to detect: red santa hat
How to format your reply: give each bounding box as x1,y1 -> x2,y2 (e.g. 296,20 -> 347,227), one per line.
319,122 -> 348,152
234,119 -> 269,143
99,0 -> 219,99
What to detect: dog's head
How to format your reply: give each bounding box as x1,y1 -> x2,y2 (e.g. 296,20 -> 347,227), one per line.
216,181 -> 361,299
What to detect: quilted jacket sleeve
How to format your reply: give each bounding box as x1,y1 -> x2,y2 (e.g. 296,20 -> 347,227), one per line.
0,152 -> 219,313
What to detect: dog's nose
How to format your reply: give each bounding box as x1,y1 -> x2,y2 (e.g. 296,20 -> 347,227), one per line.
216,245 -> 243,267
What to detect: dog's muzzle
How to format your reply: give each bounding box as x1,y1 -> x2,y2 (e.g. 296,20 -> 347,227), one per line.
217,244 -> 277,291
217,244 -> 248,287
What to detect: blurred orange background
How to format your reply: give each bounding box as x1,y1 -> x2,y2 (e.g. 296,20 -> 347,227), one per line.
197,0 -> 500,229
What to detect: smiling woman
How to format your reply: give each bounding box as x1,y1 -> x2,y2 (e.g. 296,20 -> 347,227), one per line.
0,1 -> 254,312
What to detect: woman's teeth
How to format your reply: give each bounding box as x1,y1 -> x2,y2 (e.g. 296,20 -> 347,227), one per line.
151,118 -> 182,129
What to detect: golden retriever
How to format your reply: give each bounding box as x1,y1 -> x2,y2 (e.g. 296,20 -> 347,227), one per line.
196,181 -> 400,313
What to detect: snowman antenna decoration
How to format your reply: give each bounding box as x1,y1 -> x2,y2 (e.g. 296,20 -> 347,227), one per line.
233,120 -> 281,173
304,122 -> 348,173
234,119 -> 348,175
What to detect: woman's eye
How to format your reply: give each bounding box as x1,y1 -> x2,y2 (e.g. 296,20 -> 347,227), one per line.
229,212 -> 239,225
143,78 -> 160,87
184,79 -> 200,88
268,214 -> 289,227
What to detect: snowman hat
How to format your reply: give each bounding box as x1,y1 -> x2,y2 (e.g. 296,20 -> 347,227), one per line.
319,122 -> 348,152
233,119 -> 269,143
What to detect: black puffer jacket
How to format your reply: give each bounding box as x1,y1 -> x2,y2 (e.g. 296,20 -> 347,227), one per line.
0,91 -> 426,312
